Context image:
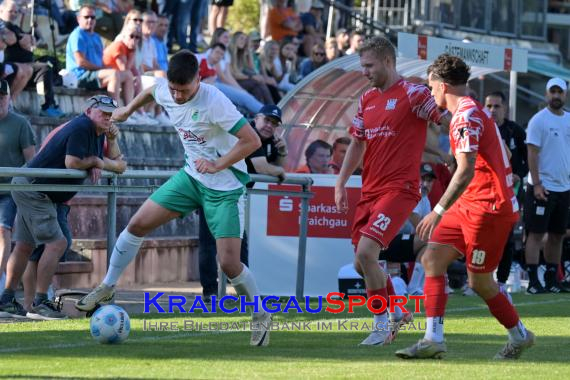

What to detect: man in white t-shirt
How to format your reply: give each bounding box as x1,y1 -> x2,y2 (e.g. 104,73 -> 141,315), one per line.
524,77 -> 570,294
76,51 -> 273,346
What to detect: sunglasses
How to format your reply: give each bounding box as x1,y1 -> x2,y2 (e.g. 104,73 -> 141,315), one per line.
313,52 -> 325,56
82,15 -> 96,20
89,96 -> 118,108
133,18 -> 143,23
129,34 -> 141,40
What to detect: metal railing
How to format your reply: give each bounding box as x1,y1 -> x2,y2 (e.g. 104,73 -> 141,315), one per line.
0,167 -> 314,298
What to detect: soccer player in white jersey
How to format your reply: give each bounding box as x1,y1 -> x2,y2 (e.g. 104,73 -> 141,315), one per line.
76,50 -> 272,346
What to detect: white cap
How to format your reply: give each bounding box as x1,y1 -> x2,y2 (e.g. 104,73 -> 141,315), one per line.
546,77 -> 567,92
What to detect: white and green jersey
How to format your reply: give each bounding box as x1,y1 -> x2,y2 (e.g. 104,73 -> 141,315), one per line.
153,78 -> 250,191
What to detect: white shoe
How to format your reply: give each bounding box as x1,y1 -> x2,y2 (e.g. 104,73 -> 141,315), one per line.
359,330 -> 390,346
462,286 -> 476,296
408,288 -> 424,296
250,312 -> 271,346
155,112 -> 172,126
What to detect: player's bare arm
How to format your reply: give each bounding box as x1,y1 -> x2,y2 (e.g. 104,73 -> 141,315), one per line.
112,86 -> 156,122
195,123 -> 261,174
334,136 -> 366,213
527,143 -> 547,201
416,151 -> 476,241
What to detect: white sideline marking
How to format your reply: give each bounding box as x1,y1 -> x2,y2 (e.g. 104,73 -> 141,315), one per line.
0,298 -> 565,354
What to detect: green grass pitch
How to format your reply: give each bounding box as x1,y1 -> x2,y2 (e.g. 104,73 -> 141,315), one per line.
1,294 -> 569,379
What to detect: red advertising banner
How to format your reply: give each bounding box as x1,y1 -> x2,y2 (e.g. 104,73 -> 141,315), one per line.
503,48 -> 512,71
417,35 -> 428,60
267,185 -> 361,238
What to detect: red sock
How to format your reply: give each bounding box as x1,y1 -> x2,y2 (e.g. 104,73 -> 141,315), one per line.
386,276 -> 395,296
424,276 -> 448,317
485,292 -> 520,329
367,288 -> 388,314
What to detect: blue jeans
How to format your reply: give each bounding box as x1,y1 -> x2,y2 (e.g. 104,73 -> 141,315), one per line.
176,0 -> 202,52
214,81 -> 263,115
0,194 -> 17,230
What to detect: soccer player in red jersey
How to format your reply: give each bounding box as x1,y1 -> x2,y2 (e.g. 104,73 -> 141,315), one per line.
396,54 -> 534,360
335,36 -> 445,346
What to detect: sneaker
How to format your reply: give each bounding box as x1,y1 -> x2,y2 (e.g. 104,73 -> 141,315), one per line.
359,330 -> 390,346
395,339 -> 447,359
494,330 -> 535,360
526,282 -> 547,295
408,288 -> 424,296
39,106 -> 65,118
0,298 -> 28,319
26,299 -> 67,320
462,286 -> 476,296
250,312 -> 271,346
385,311 -> 413,344
75,284 -> 115,312
544,282 -> 569,293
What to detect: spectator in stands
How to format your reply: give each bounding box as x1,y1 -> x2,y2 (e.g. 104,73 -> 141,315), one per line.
196,42 -> 225,84
299,41 -> 326,79
0,20 -> 33,103
272,37 -> 299,93
228,31 -> 274,104
524,78 -> 570,294
0,79 -> 35,293
103,24 -> 153,125
328,136 -> 350,174
204,28 -> 263,115
257,40 -> 282,103
299,0 -> 324,57
66,5 -> 135,106
209,0 -> 233,35
1,0 -> 65,117
0,95 -> 126,319
267,0 -> 302,42
154,15 -> 169,72
335,28 -> 349,56
249,30 -> 262,71
93,0 -> 130,41
325,37 -> 340,61
485,91 -> 528,294
296,139 -> 332,174
345,30 -> 364,55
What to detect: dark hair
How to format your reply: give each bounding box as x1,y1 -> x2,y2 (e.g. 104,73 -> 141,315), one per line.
167,50 -> 198,84
427,54 -> 471,86
359,35 -> 396,62
305,139 -> 332,161
333,137 -> 351,150
210,27 -> 228,48
211,42 -> 226,51
486,91 -> 506,104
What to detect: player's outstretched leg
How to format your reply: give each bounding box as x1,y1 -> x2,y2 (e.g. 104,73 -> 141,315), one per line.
469,272 -> 535,360
76,229 -> 143,311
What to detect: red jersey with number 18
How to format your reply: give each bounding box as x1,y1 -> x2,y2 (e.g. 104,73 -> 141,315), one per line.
450,97 -> 519,217
349,79 -> 442,198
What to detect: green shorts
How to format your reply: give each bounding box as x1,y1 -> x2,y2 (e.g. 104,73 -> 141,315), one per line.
150,169 -> 245,239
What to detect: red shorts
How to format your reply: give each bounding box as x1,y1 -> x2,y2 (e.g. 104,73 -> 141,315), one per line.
430,203 -> 518,273
351,191 -> 420,249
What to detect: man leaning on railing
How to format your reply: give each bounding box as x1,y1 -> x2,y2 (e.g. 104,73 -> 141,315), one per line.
0,95 -> 126,320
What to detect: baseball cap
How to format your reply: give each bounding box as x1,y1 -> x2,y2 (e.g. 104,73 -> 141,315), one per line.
546,77 -> 567,92
0,79 -> 10,96
258,104 -> 282,123
311,0 -> 324,9
86,95 -> 118,113
420,163 -> 437,179
249,30 -> 261,41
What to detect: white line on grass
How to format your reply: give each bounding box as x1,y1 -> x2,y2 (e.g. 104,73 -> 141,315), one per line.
0,298 -> 564,354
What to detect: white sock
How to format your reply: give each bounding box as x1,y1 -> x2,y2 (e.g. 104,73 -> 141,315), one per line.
408,263 -> 425,292
103,229 -> 144,286
424,316 -> 445,342
373,312 -> 388,331
508,320 -> 528,343
230,265 -> 264,316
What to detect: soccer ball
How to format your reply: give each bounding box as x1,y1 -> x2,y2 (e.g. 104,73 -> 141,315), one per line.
90,305 -> 131,344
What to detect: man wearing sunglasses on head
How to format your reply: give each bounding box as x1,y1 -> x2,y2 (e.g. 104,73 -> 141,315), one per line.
0,95 -> 127,320
66,5 -> 135,107
76,50 -> 273,347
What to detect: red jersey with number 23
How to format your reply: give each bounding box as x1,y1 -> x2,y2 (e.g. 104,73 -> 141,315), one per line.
450,97 -> 519,217
349,79 -> 442,198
